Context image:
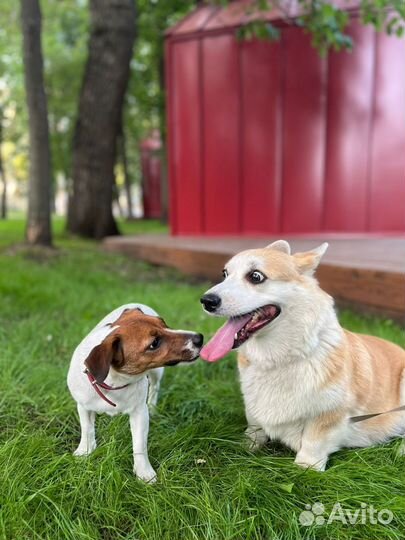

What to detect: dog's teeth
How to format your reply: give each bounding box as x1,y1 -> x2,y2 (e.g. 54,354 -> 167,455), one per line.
234,333 -> 238,340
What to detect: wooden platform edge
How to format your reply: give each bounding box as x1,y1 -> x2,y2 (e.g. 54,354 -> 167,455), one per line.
104,239 -> 405,323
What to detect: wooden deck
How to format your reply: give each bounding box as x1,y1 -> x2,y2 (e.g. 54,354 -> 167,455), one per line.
104,234 -> 405,322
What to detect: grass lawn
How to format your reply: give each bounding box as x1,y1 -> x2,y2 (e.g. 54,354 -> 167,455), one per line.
0,217 -> 404,540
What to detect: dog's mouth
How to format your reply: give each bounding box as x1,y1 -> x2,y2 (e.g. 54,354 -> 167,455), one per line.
233,305 -> 281,348
164,354 -> 200,367
200,304 -> 280,363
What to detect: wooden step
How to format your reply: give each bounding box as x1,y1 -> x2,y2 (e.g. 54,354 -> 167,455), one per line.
104,234 -> 405,322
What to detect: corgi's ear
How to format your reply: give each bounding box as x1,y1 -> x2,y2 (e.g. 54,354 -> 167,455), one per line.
84,336 -> 123,383
294,243 -> 328,276
266,240 -> 291,255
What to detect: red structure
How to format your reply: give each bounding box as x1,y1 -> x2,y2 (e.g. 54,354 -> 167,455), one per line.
165,1 -> 405,236
140,131 -> 162,219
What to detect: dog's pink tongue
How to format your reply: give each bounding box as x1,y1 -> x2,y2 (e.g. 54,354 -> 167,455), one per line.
200,315 -> 251,362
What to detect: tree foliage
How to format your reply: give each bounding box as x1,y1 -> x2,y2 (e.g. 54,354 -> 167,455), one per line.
125,0 -> 194,174
41,0 -> 89,183
235,0 -> 405,54
0,0 -> 88,197
0,0 -> 193,199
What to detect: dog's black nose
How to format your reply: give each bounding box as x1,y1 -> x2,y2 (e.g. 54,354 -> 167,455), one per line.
191,334 -> 204,347
200,293 -> 221,312
192,333 -> 204,347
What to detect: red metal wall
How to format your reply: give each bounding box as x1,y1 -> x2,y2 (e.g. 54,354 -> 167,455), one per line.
166,9 -> 405,236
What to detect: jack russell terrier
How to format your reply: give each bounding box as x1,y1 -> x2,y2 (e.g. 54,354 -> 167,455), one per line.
68,303 -> 203,482
200,241 -> 405,471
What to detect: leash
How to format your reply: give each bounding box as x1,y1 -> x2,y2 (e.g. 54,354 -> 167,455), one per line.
84,369 -> 129,407
350,404 -> 405,423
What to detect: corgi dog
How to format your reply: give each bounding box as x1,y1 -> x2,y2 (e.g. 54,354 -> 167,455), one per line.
68,303 -> 203,482
200,241 -> 405,471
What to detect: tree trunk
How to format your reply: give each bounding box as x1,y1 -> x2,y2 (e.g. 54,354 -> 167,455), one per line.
118,122 -> 134,219
158,52 -> 168,224
0,110 -> 7,220
20,0 -> 53,245
68,0 -> 136,239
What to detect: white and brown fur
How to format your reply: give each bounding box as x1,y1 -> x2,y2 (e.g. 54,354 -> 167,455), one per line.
67,303 -> 202,482
202,241 -> 405,470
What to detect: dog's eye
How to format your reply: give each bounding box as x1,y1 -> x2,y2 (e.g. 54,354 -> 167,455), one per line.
148,337 -> 161,350
247,270 -> 266,284
222,269 -> 228,279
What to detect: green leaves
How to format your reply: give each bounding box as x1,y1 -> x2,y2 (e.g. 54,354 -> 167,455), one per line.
298,1 -> 352,54
237,21 -> 281,41
361,0 -> 405,34
0,0 -> 89,184
126,0 -> 195,177
235,0 -> 354,54
360,0 -> 405,37
234,0 -> 405,55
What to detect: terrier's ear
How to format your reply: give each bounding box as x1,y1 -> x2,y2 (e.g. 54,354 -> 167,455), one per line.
84,336 -> 123,383
266,240 -> 291,255
294,243 -> 328,276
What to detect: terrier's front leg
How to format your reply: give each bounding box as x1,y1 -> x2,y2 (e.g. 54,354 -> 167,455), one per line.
129,403 -> 156,483
73,404 -> 97,456
147,367 -> 164,414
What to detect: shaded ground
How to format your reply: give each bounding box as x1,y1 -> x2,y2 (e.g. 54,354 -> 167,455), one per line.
0,218 -> 404,540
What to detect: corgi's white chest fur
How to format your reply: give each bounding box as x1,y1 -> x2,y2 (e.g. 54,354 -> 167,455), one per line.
238,321 -> 347,451
240,361 -> 336,424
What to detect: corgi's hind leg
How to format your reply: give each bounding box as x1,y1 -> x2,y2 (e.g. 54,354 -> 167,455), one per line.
398,370 -> 405,455
147,367 -> 164,412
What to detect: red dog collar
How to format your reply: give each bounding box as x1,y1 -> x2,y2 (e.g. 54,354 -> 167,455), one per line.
85,369 -> 129,407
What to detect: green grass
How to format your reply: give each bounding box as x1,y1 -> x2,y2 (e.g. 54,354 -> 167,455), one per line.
0,217 -> 404,540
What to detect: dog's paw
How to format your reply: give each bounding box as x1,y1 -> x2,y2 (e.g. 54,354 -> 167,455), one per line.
245,426 -> 268,452
73,441 -> 97,457
135,465 -> 157,484
246,438 -> 265,452
294,454 -> 327,472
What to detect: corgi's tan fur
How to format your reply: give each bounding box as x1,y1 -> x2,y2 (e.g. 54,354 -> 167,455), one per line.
202,241 -> 405,470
